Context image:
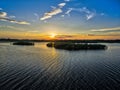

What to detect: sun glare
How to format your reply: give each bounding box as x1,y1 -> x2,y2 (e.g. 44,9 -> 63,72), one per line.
50,33 -> 57,38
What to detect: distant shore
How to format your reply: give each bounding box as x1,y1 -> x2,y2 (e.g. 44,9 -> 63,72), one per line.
0,38 -> 120,43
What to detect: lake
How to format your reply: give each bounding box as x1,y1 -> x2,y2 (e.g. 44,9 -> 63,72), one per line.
0,42 -> 120,90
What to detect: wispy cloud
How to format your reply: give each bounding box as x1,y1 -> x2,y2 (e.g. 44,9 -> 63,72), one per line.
40,8 -> 62,20
55,35 -> 73,39
0,25 -> 29,32
40,1 -> 96,21
34,13 -> 39,20
65,8 -> 73,16
76,7 -> 96,20
86,12 -> 95,20
51,6 -> 56,9
0,8 -> 3,10
40,2 -> 66,21
91,27 -> 120,32
9,16 -> 16,19
64,0 -> 70,2
0,10 -> 30,25
64,7 -> 96,20
80,7 -> 96,20
58,3 -> 66,8
100,13 -> 105,16
0,17 -> 30,25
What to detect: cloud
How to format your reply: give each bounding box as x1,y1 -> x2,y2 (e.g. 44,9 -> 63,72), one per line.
0,8 -> 3,10
61,15 -> 65,17
100,13 -> 105,16
0,12 -> 7,17
34,13 -> 39,20
0,11 -> 30,25
15,21 -> 30,25
45,8 -> 62,16
40,2 -> 66,21
64,0 -> 70,2
40,15 -> 52,21
9,16 -> 16,19
0,25 -> 27,32
65,7 -> 96,20
40,1 -> 94,21
55,35 -> 74,39
40,8 -> 62,20
51,6 -> 56,9
79,7 -> 96,20
91,27 -> 120,32
65,8 -> 73,16
0,17 -> 30,25
58,3 -> 66,8
86,12 -> 95,20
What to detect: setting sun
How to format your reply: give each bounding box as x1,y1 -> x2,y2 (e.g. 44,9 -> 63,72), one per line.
50,33 -> 57,38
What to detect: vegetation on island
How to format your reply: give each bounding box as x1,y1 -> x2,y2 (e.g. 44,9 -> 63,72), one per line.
47,42 -> 107,50
13,41 -> 34,46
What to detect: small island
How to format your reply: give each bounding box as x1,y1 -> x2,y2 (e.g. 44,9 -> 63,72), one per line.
13,41 -> 34,46
47,42 -> 107,50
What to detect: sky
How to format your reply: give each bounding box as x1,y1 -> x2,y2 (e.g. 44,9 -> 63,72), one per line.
0,0 -> 120,40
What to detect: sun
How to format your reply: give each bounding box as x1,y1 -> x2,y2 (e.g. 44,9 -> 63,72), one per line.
50,33 -> 57,38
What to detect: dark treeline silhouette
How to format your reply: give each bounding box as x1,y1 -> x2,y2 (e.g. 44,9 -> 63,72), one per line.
0,38 -> 120,43
13,41 -> 34,46
47,42 -> 107,50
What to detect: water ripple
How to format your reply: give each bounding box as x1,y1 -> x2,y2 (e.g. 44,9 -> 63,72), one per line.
0,43 -> 120,90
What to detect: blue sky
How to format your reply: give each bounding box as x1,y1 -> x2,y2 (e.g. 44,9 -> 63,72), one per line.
0,0 -> 120,39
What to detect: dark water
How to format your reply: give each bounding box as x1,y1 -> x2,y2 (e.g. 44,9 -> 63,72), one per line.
0,42 -> 120,90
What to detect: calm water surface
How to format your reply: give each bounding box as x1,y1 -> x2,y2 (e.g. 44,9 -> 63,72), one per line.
0,42 -> 120,90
